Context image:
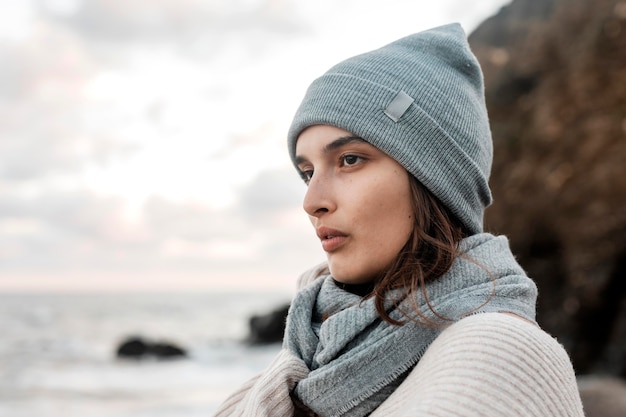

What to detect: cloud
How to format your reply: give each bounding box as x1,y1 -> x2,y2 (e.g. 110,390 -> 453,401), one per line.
143,196 -> 248,242
0,0 -> 512,290
236,168 -> 305,221
45,0 -> 305,44
0,189 -> 134,270
0,17 -> 141,181
0,176 -> 319,278
0,101 -> 135,180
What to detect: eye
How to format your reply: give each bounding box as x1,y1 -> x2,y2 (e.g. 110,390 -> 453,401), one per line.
300,169 -> 313,185
341,154 -> 364,167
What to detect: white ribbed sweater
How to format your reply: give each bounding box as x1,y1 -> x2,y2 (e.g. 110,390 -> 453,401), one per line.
370,312 -> 584,416
214,312 -> 584,416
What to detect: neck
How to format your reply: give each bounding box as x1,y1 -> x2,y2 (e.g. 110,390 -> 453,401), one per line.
332,278 -> 375,297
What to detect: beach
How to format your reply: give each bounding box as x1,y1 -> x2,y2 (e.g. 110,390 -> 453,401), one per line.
0,291 -> 288,416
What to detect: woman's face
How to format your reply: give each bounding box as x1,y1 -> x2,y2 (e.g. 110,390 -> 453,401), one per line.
295,125 -> 414,284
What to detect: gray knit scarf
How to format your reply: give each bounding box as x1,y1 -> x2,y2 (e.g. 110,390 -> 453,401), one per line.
283,233 -> 537,417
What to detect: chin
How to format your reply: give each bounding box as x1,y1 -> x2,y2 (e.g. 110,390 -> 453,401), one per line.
328,262 -> 378,285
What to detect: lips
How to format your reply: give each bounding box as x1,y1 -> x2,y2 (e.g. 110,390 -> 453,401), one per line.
316,227 -> 348,252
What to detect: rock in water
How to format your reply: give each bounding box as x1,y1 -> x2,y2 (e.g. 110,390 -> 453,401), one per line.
116,336 -> 187,360
116,337 -> 149,359
247,304 -> 290,344
149,342 -> 186,358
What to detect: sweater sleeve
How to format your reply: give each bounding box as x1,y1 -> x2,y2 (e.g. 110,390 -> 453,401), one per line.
213,349 -> 309,417
213,264 -> 326,417
370,312 -> 585,417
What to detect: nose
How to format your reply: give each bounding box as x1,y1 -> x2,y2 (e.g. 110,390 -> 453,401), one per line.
302,173 -> 335,218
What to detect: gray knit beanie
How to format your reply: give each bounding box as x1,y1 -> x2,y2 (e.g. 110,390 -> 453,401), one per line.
287,23 -> 493,234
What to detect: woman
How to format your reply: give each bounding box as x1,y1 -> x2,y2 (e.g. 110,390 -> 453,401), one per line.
215,23 -> 584,417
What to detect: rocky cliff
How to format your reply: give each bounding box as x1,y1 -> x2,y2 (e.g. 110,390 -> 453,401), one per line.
469,0 -> 626,377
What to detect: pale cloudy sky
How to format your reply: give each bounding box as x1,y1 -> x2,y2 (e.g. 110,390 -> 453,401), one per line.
0,0 -> 510,292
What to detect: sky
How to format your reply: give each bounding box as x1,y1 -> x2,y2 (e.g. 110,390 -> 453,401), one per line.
0,0 -> 511,292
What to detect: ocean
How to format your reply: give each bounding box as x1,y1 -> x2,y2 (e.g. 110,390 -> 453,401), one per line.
0,291 -> 291,417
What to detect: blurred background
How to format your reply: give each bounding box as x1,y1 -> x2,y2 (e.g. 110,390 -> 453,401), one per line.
0,0 -> 508,293
0,0 -> 624,416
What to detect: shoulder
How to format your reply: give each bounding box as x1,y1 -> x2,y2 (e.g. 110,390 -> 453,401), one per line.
434,312 -> 563,359
371,313 -> 585,417
296,262 -> 329,290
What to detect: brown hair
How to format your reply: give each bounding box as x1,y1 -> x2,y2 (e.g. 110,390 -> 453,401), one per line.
371,175 -> 468,326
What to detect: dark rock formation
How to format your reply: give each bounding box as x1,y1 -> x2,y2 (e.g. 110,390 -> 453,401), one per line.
148,342 -> 187,358
116,337 -> 149,358
116,336 -> 187,360
247,303 -> 290,344
469,0 -> 626,377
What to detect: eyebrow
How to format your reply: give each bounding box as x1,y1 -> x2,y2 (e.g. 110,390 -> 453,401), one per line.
295,136 -> 366,165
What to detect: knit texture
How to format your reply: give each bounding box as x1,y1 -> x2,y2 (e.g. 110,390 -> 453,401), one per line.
287,23 -> 493,234
286,233 -> 536,417
213,349 -> 308,417
370,313 -> 585,417
213,234 -> 557,417
213,315 -> 585,417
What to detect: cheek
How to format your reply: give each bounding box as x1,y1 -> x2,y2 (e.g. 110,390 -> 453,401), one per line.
363,180 -> 414,251
380,203 -> 413,249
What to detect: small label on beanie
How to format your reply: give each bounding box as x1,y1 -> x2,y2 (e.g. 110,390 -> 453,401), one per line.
384,90 -> 414,122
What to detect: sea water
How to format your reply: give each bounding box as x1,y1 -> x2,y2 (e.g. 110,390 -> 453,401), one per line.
0,291 -> 290,417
